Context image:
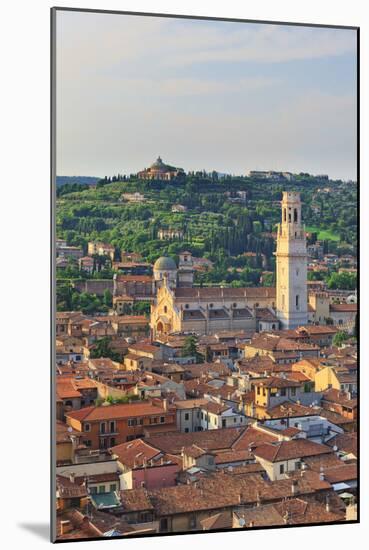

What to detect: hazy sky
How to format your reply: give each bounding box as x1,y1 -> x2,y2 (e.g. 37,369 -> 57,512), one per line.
56,11 -> 357,180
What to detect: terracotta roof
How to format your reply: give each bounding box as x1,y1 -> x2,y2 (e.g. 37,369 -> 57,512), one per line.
266,401 -> 318,419
254,439 -> 332,463
253,376 -> 301,389
201,512 -> 232,530
330,304 -> 357,312
326,432 -> 357,456
231,426 -> 279,451
233,505 -> 285,527
273,495 -> 345,524
110,439 -> 162,468
173,287 -> 276,300
66,401 -> 169,423
148,426 -> 248,455
120,488 -> 154,512
115,275 -> 153,282
56,475 -> 88,499
323,463 -> 357,484
214,449 -> 253,464
322,388 -> 357,408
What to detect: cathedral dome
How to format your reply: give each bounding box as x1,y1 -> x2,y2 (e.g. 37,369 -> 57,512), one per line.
150,156 -> 167,171
154,256 -> 177,271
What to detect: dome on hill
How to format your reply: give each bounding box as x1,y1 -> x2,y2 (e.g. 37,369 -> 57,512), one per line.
150,156 -> 168,171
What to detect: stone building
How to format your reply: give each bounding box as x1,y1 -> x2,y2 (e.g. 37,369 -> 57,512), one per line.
275,191 -> 308,329
137,156 -> 184,181
150,191 -> 310,337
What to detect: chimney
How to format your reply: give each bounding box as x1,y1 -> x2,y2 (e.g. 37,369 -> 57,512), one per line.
325,496 -> 330,513
291,480 -> 298,496
60,520 -> 72,535
163,398 -> 168,411
69,472 -> 75,484
81,516 -> 90,533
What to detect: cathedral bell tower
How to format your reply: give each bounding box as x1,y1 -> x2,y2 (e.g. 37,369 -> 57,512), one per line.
275,191 -> 308,329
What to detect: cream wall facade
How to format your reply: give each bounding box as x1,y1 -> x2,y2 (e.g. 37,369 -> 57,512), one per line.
276,192 -> 308,329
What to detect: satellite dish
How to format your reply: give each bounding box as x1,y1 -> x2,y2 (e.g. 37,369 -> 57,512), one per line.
239,518 -> 246,527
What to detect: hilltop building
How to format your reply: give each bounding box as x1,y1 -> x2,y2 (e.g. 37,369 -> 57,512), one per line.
137,156 -> 185,181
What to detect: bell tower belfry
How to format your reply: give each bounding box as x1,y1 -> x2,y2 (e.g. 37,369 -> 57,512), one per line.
275,191 -> 308,329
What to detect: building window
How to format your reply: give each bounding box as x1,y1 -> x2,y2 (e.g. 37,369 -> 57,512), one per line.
184,427 -> 189,433
110,437 -> 116,447
110,421 -> 116,433
279,464 -> 285,474
83,440 -> 92,447
160,518 -> 168,532
98,485 -> 105,494
280,388 -> 286,396
185,304 -> 189,309
296,295 -> 299,310
84,423 -> 91,432
100,422 -> 106,434
184,413 -> 189,421
90,487 -> 97,494
160,416 -> 165,423
294,208 -> 298,223
109,484 -> 117,492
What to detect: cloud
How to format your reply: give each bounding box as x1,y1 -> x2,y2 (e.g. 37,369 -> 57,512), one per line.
55,10 -> 357,180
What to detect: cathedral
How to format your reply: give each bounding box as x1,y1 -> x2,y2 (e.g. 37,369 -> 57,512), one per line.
150,192 -> 309,338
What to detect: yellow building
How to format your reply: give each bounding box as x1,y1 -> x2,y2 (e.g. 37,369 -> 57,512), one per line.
315,366 -> 357,394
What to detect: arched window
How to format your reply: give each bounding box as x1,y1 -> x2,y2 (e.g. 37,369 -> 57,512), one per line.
296,295 -> 300,310
283,208 -> 287,222
294,208 -> 298,222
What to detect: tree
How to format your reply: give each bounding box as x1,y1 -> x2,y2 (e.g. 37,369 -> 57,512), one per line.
103,289 -> 112,307
181,336 -> 198,359
333,330 -> 350,348
90,337 -> 121,361
327,271 -> 356,290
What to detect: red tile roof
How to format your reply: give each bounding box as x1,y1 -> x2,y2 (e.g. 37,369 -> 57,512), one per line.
254,439 -> 332,463
66,401 -> 169,423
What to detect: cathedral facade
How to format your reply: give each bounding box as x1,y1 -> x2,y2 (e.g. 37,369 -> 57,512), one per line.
150,191 -> 308,338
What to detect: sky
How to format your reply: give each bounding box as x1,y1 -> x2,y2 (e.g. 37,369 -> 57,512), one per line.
56,11 -> 357,180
